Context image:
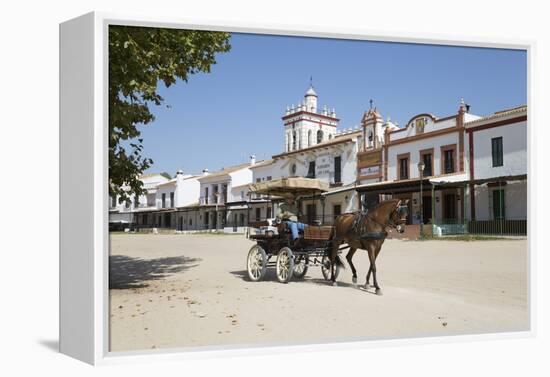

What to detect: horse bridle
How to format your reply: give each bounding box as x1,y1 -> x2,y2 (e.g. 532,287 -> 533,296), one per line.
366,200 -> 407,232
391,200 -> 409,228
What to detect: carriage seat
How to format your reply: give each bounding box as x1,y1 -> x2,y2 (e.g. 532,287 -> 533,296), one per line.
277,221 -> 302,233
248,220 -> 270,228
303,225 -> 333,241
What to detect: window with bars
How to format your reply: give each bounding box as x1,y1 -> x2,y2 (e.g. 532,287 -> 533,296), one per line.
307,161 -> 316,178
334,156 -> 342,183
422,153 -> 432,176
492,137 -> 503,167
399,157 -> 409,180
443,149 -> 455,174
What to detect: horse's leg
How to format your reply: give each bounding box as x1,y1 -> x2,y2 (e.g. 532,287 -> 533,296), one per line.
366,265 -> 372,287
365,242 -> 382,295
362,241 -> 372,287
329,240 -> 340,286
365,244 -> 382,287
346,247 -> 358,285
371,243 -> 383,296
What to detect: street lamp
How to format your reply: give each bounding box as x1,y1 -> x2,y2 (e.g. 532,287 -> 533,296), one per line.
417,161 -> 425,238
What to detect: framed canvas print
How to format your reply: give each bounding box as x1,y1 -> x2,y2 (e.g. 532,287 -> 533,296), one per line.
59,12 -> 533,365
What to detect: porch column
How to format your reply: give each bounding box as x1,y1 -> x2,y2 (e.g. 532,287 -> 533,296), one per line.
463,184 -> 468,222
470,183 -> 476,220
431,184 -> 436,235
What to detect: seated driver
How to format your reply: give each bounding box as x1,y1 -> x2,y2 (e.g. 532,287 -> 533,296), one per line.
277,196 -> 307,243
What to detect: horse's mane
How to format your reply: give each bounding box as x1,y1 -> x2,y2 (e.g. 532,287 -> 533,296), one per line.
370,199 -> 400,219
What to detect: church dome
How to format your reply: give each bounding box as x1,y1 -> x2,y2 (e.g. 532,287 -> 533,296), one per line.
305,86 -> 317,97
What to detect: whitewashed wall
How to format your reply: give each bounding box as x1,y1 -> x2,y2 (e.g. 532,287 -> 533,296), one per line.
390,115 -> 457,142
471,121 -> 527,180
156,182 -> 176,208
251,161 -> 279,182
387,132 -> 461,181
228,168 -> 252,202
272,138 -> 358,185
474,181 -> 527,220
109,173 -> 169,213
175,176 -> 200,207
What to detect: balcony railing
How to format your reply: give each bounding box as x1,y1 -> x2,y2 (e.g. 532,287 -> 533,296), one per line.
199,195 -> 226,205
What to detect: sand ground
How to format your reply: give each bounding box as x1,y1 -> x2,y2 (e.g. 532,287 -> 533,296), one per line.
109,234 -> 528,352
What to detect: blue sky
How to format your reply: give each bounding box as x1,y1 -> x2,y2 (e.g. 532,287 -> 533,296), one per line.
139,32 -> 526,176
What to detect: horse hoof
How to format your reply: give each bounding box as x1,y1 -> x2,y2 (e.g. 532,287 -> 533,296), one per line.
362,284 -> 369,290
332,282 -> 338,287
375,289 -> 383,296
352,277 -> 357,285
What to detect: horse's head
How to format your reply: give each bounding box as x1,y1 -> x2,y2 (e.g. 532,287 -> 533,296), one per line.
390,199 -> 409,233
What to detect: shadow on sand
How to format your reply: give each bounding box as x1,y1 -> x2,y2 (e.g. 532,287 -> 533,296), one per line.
229,269 -> 374,292
110,255 -> 201,289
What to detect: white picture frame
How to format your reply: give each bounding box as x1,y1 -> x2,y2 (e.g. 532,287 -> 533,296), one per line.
59,11 -> 535,365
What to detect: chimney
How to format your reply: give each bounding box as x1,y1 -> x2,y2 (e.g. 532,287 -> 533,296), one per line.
176,169 -> 184,183
250,154 -> 256,165
202,168 -> 209,176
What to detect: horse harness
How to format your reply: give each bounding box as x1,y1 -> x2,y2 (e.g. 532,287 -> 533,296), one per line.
351,210 -> 387,240
350,200 -> 408,240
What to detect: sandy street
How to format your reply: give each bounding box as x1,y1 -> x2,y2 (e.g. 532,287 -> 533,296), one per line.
109,234 -> 528,352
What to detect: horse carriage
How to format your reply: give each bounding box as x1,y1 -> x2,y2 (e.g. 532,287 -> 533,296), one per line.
244,177 -> 410,294
245,177 -> 342,284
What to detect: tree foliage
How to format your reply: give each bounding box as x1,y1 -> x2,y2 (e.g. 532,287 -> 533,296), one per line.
109,26 -> 231,203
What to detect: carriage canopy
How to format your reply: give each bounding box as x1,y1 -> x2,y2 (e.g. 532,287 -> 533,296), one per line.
248,177 -> 329,199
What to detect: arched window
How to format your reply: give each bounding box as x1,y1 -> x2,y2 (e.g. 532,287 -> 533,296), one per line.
329,134 -> 333,140
368,131 -> 373,147
308,130 -> 312,146
292,131 -> 297,151
317,130 -> 323,144
287,132 -> 291,152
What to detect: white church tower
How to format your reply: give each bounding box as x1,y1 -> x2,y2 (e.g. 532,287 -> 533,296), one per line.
282,85 -> 339,152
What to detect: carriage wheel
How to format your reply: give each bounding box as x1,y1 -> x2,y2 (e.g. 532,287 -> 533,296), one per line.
247,245 -> 267,282
321,255 -> 340,281
276,247 -> 295,283
293,255 -> 309,279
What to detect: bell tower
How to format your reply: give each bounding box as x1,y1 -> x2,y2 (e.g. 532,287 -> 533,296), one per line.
282,84 -> 339,153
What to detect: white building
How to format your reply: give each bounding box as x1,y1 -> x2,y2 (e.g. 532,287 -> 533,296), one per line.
465,106 -> 527,226
171,157 -> 258,233
109,85 -> 527,238
108,173 -> 169,230
350,101 -> 481,228
109,171 -> 204,231
283,85 -> 339,152
353,101 -> 527,237
248,86 -> 363,224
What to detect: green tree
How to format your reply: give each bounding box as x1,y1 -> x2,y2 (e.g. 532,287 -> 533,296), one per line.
109,25 -> 231,203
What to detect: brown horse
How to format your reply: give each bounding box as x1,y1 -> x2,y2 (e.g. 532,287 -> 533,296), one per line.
328,199 -> 409,295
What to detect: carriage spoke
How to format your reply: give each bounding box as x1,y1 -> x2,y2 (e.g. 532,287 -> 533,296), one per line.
247,246 -> 267,282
